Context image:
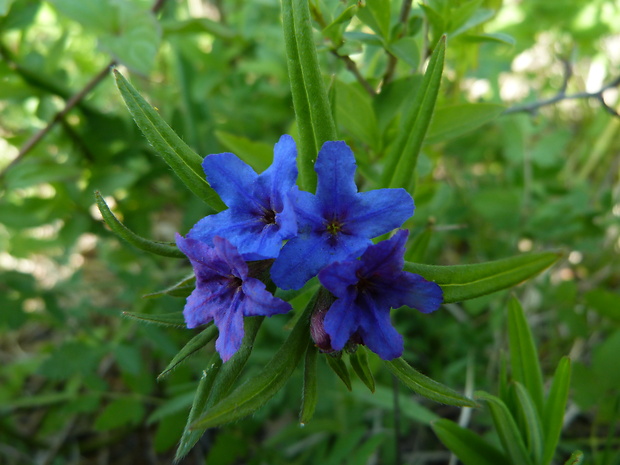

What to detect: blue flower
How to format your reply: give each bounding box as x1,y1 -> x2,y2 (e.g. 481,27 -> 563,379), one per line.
187,135 -> 298,261
316,230 -> 443,360
176,233 -> 292,362
271,141 -> 414,290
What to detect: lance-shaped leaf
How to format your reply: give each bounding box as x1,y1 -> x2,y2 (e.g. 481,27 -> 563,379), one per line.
113,70 -> 225,210
281,0 -> 337,192
349,347 -> 375,393
542,356 -> 571,465
404,251 -> 561,303
300,342 -> 318,425
122,311 -> 186,327
386,358 -> 476,407
475,391 -> 534,465
191,291 -> 317,429
326,354 -> 352,391
96,191 -> 185,258
512,382 -> 544,465
563,450 -> 584,465
432,419 -> 508,465
382,36 -> 445,192
143,274 -> 195,299
508,298 -> 544,415
158,325 -> 217,380
175,317 -> 263,461
175,355 -> 222,462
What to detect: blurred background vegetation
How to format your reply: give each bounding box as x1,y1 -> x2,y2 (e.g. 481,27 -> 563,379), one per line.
1,0 -> 619,463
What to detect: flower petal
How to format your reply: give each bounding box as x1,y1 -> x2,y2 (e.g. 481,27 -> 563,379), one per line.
213,291 -> 246,362
258,134 -> 298,209
359,229 -> 408,276
357,294 -> 404,360
318,259 -> 361,298
348,189 -> 414,238
323,292 -> 359,351
202,152 -> 261,209
314,141 -> 358,213
176,233 -> 230,279
212,236 -> 249,279
241,278 -> 292,317
378,273 -> 443,314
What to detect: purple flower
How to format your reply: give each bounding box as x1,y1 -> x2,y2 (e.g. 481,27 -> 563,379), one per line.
176,233 -> 292,362
316,230 -> 443,360
270,141 -> 414,290
187,135 -> 298,261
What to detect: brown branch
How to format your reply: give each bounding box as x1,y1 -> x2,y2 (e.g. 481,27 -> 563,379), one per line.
503,75 -> 620,118
0,0 -> 169,181
382,0 -> 414,86
330,50 -> 377,96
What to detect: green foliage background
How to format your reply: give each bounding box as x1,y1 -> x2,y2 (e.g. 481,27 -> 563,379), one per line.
1,0 -> 619,463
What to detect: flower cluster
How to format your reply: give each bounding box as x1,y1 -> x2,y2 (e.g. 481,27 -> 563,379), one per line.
177,135 -> 443,361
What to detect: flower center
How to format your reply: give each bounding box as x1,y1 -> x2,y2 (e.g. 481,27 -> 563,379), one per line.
325,219 -> 343,236
260,208 -> 277,225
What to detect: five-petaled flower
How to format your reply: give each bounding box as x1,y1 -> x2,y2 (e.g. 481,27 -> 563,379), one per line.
176,233 -> 292,362
316,230 -> 443,360
187,134 -> 298,261
270,141 -> 414,290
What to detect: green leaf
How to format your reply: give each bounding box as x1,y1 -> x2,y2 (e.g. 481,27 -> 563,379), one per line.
432,419 -> 508,465
508,298 -> 544,415
404,251 -> 561,303
300,342 -> 318,425
405,226 -> 433,262
281,0 -> 337,192
349,347 -> 375,393
113,70 -> 225,210
382,36 -> 445,192
425,103 -> 505,143
158,325 -> 218,380
122,311 -> 186,328
475,391 -> 534,465
542,357 -> 571,465
512,382 -> 544,465
584,289 -> 620,323
387,37 -> 420,70
191,291 -> 317,429
175,356 -> 222,462
214,130 -> 274,172
94,398 -> 145,431
143,274 -> 196,299
325,354 -> 352,391
95,191 -> 185,258
356,0 -> 391,39
175,317 -> 263,461
385,358 -> 476,407
334,80 -> 380,151
563,450 -> 584,465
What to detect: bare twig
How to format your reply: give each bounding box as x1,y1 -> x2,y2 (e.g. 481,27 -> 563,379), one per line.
504,75 -> 620,118
382,0 -> 414,86
0,0 -> 169,181
330,50 -> 377,96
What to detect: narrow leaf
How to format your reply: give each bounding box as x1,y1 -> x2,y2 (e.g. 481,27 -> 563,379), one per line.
113,70 -> 225,210
349,347 -> 375,393
174,356 -> 222,462
325,354 -> 352,391
122,311 -> 186,327
175,317 -> 263,461
158,325 -> 217,380
512,382 -> 544,465
143,274 -> 195,299
386,358 -> 476,407
382,36 -> 445,192
300,342 -> 318,425
191,291 -> 318,429
508,298 -> 544,415
281,0 -> 337,192
542,356 -> 571,465
432,419 -> 508,465
404,251 -> 561,303
96,191 -> 185,258
475,391 -> 534,465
